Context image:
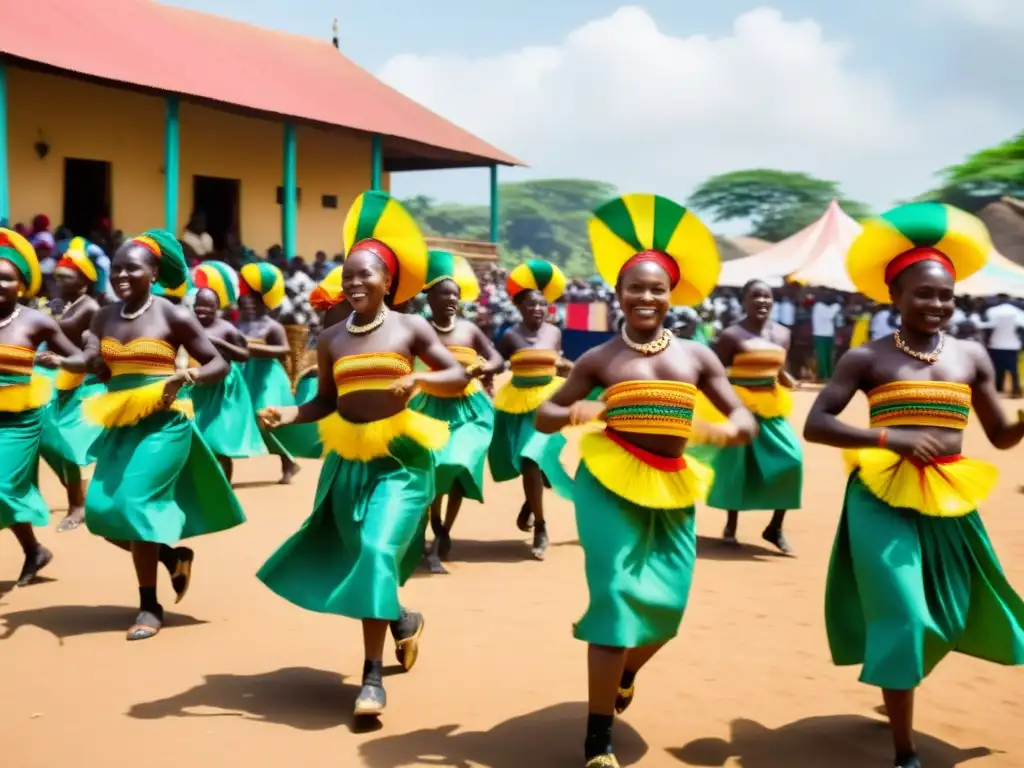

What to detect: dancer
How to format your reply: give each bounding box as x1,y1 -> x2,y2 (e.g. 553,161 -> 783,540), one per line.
237,262 -> 303,481
256,191 -> 468,719
489,258 -> 574,560
410,250 -> 503,574
0,228 -> 82,584
60,230 -> 246,640
804,202 -> 1024,768
695,278 -> 802,553
536,195 -> 756,768
189,261 -> 267,482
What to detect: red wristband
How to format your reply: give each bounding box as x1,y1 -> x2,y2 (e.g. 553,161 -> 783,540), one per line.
878,429 -> 888,448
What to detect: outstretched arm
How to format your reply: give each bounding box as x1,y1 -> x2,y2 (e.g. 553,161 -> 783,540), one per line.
59,308 -> 105,373
408,315 -> 469,395
803,347 -> 882,448
535,349 -> 603,433
261,332 -> 337,427
968,341 -> 1024,450
694,343 -> 757,444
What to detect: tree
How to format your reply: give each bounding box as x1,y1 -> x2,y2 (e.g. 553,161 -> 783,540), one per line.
687,169 -> 870,242
925,132 -> 1024,212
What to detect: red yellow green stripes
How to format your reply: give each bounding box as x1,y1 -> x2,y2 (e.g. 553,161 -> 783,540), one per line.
867,380 -> 971,430
603,380 -> 696,439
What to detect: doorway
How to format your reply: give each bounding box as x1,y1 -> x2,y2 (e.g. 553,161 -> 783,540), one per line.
62,158 -> 111,236
192,175 -> 240,250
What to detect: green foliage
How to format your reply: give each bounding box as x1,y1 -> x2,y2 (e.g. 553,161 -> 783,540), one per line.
924,131 -> 1024,212
687,169 -> 870,241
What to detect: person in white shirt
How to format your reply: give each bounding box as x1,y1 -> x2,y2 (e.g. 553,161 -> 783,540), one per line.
870,307 -> 899,340
811,295 -> 841,380
979,295 -> 1024,397
771,292 -> 796,327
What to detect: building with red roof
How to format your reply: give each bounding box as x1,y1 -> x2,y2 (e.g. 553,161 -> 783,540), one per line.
0,0 -> 522,259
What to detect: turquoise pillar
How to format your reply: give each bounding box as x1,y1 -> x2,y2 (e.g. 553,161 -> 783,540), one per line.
489,164 -> 499,243
371,134 -> 382,190
282,123 -> 297,258
0,63 -> 9,223
163,95 -> 180,233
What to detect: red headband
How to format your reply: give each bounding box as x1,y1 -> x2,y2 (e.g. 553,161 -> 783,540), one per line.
352,238 -> 398,278
884,247 -> 955,285
621,250 -> 680,288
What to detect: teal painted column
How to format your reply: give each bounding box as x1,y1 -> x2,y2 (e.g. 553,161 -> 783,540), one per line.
0,63 -> 9,223
163,95 -> 180,232
371,134 -> 382,190
489,164 -> 499,243
282,123 -> 297,258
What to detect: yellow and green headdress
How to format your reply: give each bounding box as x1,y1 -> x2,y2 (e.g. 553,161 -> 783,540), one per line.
0,227 -> 42,298
846,201 -> 991,304
506,259 -> 566,303
192,260 -> 240,309
56,237 -> 101,284
588,194 -> 720,307
343,190 -> 428,306
423,249 -> 480,302
130,229 -> 189,294
309,264 -> 344,311
239,261 -> 286,310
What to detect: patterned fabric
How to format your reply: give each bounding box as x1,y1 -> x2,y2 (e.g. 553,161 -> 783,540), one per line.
240,262 -> 286,310
332,352 -> 412,398
192,260 -> 240,308
310,264 -> 344,310
100,337 -> 179,377
131,229 -> 188,294
423,249 -> 480,302
603,380 -> 696,439
508,348 -> 559,387
506,259 -> 566,303
0,227 -> 42,297
56,237 -> 100,283
867,381 -> 971,430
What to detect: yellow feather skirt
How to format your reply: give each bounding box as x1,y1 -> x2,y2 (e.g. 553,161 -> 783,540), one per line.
318,408 -> 450,462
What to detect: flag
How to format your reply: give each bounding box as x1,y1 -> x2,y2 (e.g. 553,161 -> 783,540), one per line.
565,301 -> 609,332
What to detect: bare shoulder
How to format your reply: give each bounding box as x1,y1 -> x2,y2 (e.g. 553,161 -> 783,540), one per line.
398,312 -> 433,337
573,342 -> 612,374
21,306 -> 58,330
773,322 -> 792,345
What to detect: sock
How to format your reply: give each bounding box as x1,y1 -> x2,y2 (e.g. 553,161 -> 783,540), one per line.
138,586 -> 160,614
534,519 -> 547,533
620,670 -> 636,689
362,659 -> 383,687
584,713 -> 614,760
895,749 -> 918,767
158,544 -> 177,570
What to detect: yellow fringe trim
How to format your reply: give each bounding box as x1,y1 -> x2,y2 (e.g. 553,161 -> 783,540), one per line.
695,384 -> 791,422
580,430 -> 713,509
55,369 -> 86,391
843,448 -> 998,518
493,377 -> 564,414
83,380 -> 194,427
318,408 -> 450,461
0,375 -> 53,412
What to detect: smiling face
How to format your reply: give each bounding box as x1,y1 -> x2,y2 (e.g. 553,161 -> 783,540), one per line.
427,279 -> 460,324
342,248 -> 391,315
56,268 -> 88,301
890,260 -> 956,336
238,292 -> 262,321
515,290 -> 547,330
110,242 -> 157,303
616,260 -> 672,333
742,280 -> 773,322
193,288 -> 219,327
0,259 -> 23,309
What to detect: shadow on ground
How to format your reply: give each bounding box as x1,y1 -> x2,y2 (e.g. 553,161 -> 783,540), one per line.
127,666 -> 394,733
0,604 -> 205,643
359,702 -> 648,767
695,536 -> 785,562
671,715 -> 995,767
0,576 -> 57,598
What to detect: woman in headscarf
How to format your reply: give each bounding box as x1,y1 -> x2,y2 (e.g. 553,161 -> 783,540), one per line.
488,258 -> 574,561
58,230 -> 246,640
0,228 -> 82,584
535,195 -> 756,768
257,191 -> 468,720
237,262 -> 304,482
804,202 -> 1024,768
410,250 -> 504,574
189,261 -> 268,482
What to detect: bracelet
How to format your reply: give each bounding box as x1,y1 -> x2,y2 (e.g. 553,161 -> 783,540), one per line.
877,428 -> 888,448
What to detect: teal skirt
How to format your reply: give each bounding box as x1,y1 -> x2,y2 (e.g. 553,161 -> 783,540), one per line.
191,362 -> 268,459
692,415 -> 803,511
409,389 -> 494,502
825,474 -> 1024,689
572,462 -> 696,648
241,357 -> 296,460
256,436 -> 434,621
35,365 -> 106,467
488,408 -> 574,501
0,408 -> 52,529
275,370 -> 324,460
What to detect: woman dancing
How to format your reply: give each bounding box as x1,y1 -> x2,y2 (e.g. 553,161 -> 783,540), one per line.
61,230 -> 246,640
189,261 -> 268,482
0,228 -> 82,584
410,250 -> 503,574
256,191 -> 468,718
695,278 -> 803,553
536,195 -> 756,768
804,202 -> 1024,768
237,262 -> 302,482
488,259 -> 574,560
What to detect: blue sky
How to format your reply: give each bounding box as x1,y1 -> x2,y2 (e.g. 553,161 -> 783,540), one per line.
162,1 -> 1023,229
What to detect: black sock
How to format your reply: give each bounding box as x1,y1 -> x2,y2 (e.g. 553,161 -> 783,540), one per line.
362,659 -> 383,687
584,713 -> 613,760
620,670 -> 636,689
158,544 -> 177,570
895,749 -> 918,767
138,586 -> 160,614
534,519 -> 547,533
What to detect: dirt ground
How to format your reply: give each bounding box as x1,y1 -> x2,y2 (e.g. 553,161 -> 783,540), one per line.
2,389 -> 1022,768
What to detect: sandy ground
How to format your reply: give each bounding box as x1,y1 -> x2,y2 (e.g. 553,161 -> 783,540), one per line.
2,389 -> 1022,768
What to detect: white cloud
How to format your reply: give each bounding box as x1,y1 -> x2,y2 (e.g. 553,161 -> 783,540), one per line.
380,5 -> 1021,217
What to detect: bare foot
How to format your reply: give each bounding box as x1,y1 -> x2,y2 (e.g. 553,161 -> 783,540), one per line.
56,506 -> 86,533
280,462 -> 301,485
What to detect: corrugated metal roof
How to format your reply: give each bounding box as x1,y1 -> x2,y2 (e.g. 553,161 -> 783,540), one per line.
0,0 -> 523,170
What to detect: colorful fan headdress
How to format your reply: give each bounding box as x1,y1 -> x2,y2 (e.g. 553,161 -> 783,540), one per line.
192,260 -> 240,309
129,229 -> 189,293
239,262 -> 286,310
342,190 -> 429,306
506,259 -> 566,303
423,249 -> 480,302
0,227 -> 42,298
310,265 -> 345,311
588,194 -> 720,307
56,237 -> 100,284
846,202 -> 990,304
